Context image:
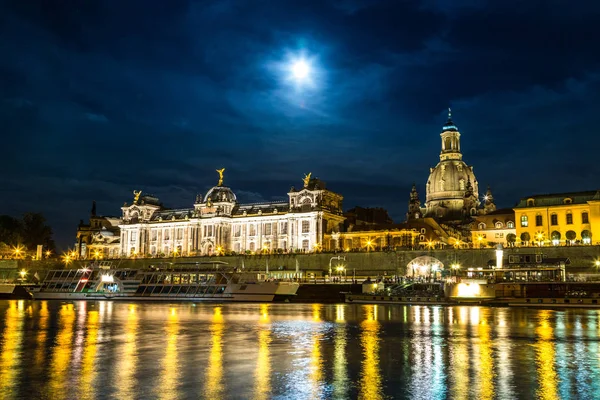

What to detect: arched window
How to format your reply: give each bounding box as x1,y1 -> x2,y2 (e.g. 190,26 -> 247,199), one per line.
520,215 -> 528,227
302,239 -> 309,250
478,222 -> 486,229
527,199 -> 535,207
582,212 -> 589,224
551,231 -> 561,246
566,212 -> 573,225
582,230 -> 592,244
302,221 -> 310,233
507,221 -> 515,229
495,222 -> 503,229
564,198 -> 572,204
550,213 -> 558,225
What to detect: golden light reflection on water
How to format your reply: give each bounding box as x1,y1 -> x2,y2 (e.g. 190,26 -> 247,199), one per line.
117,304 -> 139,398
253,305 -> 271,400
475,309 -> 494,400
309,304 -> 324,399
160,307 -> 180,400
333,308 -> 348,399
359,305 -> 382,400
204,306 -> 224,400
48,303 -> 76,397
449,308 -> 469,400
0,300 -> 25,397
34,302 -> 49,371
76,310 -> 99,400
535,310 -> 559,400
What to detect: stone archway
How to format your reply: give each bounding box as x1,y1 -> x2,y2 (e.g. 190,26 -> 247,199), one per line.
406,256 -> 444,278
201,240 -> 214,256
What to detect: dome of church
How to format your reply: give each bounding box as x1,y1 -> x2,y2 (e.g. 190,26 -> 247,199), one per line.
203,186 -> 237,203
424,109 -> 480,221
426,160 -> 478,202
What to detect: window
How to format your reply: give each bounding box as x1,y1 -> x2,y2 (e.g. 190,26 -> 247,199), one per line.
302,221 -> 310,233
264,223 -> 272,235
566,213 -> 573,225
302,239 -> 309,250
420,228 -> 426,234
249,224 -> 256,236
234,243 -> 241,252
151,231 -> 157,241
521,215 -> 528,227
550,214 -> 558,225
564,198 -> 572,204
507,221 -> 514,229
234,225 -> 241,237
527,199 -> 535,206
495,222 -> 503,229
280,222 -> 288,234
419,235 -> 425,241
582,212 -> 589,224
478,223 -> 486,229
535,215 -> 543,227
249,242 -> 255,251
176,228 -> 183,240
164,230 -> 170,240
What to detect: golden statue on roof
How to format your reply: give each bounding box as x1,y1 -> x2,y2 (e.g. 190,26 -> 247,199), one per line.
216,168 -> 225,186
133,190 -> 142,204
303,172 -> 312,188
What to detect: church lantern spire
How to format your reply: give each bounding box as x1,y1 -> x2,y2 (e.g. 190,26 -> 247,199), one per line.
440,108 -> 462,161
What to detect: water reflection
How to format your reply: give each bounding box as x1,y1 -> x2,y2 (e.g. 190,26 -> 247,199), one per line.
116,304 -> 139,398
204,306 -> 224,399
309,304 -> 324,399
475,309 -> 494,400
161,307 -> 180,400
48,303 -> 76,398
360,304 -> 382,400
333,306 -> 348,399
1,302 -> 600,399
254,304 -> 271,400
535,310 -> 559,400
0,300 -> 25,397
34,302 -> 49,372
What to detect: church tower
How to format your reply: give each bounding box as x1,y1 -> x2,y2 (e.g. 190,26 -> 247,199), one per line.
483,185 -> 497,213
425,109 -> 479,221
406,183 -> 423,220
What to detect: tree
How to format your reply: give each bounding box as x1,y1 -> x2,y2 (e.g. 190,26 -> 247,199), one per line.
0,215 -> 23,246
22,213 -> 55,252
506,233 -> 517,246
0,213 -> 55,253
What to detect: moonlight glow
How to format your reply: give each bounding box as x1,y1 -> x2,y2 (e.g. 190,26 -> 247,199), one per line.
291,59 -> 310,80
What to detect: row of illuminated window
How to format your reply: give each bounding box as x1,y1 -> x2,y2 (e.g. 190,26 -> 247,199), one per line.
127,220 -> 312,243
477,221 -> 515,229
232,239 -> 311,252
520,212 -> 589,227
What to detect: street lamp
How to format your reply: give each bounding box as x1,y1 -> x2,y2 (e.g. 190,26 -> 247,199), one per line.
536,232 -> 544,247
451,263 -> 461,278
19,269 -> 27,282
336,265 -> 346,282
329,256 -> 346,278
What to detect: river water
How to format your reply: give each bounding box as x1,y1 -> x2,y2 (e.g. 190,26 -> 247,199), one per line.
0,300 -> 599,400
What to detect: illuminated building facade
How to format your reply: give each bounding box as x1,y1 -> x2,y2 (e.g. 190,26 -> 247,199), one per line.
75,201 -> 121,258
470,209 -> 517,247
118,172 -> 345,257
513,190 -> 600,246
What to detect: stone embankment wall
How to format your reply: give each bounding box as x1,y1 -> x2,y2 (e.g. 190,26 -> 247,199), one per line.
5,246 -> 599,276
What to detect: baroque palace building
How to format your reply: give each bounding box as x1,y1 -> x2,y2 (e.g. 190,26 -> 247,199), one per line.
117,171 -> 345,257
513,191 -> 600,246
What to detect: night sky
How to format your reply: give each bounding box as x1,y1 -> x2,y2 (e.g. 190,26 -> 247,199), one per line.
2,1 -> 600,249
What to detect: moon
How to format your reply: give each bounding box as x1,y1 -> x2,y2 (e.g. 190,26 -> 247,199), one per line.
291,59 -> 310,80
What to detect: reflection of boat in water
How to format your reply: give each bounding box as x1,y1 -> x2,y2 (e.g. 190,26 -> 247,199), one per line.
32,261 -> 299,302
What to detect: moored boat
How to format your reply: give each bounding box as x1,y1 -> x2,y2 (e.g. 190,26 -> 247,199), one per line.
31,261 -> 299,302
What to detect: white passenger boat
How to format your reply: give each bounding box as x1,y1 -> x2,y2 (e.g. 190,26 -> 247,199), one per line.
32,261 -> 299,302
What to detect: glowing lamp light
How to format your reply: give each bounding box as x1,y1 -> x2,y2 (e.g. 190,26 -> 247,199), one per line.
101,274 -> 114,283
595,260 -> 600,268
19,269 -> 27,279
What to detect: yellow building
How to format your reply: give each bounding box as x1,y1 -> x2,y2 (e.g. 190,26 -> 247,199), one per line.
513,190 -> 600,246
470,208 -> 516,247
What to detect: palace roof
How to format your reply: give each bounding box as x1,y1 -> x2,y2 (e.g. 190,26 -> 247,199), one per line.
515,190 -> 600,208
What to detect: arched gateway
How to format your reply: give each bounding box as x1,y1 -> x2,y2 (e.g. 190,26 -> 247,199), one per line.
406,256 -> 444,277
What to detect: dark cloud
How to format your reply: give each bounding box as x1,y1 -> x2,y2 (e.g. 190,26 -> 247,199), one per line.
1,0 -> 599,248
